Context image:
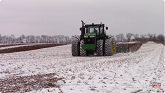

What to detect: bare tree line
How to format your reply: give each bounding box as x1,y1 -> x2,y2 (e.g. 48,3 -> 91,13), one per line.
0,33 -> 164,44
0,34 -> 71,44
115,33 -> 164,42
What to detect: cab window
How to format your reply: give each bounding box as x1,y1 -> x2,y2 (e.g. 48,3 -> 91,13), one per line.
87,27 -> 99,33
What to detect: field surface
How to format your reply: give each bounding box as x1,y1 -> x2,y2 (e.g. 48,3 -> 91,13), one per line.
0,42 -> 164,93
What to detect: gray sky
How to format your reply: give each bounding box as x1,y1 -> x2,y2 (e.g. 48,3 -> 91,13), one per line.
0,0 -> 164,37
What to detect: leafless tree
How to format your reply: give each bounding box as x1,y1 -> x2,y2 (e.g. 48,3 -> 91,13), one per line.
35,36 -> 40,43
116,34 -> 124,42
156,34 -> 164,42
147,33 -> 155,41
133,34 -> 139,41
0,34 -> 72,44
126,33 -> 133,42
116,35 -> 119,42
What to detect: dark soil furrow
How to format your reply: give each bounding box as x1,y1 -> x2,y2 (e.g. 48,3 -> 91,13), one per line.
0,44 -> 66,54
0,73 -> 64,93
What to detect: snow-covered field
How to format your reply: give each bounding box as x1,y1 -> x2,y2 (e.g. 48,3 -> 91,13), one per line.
0,42 -> 164,93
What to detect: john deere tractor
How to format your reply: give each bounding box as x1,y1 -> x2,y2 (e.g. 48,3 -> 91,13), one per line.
72,20 -> 116,56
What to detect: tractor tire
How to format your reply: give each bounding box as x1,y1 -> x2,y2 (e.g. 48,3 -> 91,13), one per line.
97,40 -> 104,56
104,39 -> 113,56
72,39 -> 80,56
80,40 -> 87,56
112,37 -> 116,54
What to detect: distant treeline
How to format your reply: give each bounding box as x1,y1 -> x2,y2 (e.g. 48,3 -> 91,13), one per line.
0,34 -> 71,44
0,33 -> 164,44
115,33 -> 164,42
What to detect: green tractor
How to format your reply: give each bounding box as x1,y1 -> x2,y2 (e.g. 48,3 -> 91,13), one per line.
72,20 -> 116,56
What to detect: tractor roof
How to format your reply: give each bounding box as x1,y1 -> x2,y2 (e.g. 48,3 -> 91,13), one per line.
85,24 -> 105,27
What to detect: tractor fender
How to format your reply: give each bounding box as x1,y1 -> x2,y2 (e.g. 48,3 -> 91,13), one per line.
72,36 -> 80,41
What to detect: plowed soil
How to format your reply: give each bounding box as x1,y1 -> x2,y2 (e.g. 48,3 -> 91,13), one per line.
154,41 -> 165,45
0,44 -> 26,48
0,73 -> 64,93
0,44 -> 66,54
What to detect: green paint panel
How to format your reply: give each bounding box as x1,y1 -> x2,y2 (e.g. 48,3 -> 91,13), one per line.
82,44 -> 95,50
106,35 -> 109,39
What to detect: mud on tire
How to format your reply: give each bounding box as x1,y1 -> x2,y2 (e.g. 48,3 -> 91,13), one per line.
80,40 -> 87,56
72,39 -> 80,56
97,40 -> 104,56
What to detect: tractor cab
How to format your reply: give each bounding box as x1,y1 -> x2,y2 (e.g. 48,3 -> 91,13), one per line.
80,21 -> 108,40
85,24 -> 107,38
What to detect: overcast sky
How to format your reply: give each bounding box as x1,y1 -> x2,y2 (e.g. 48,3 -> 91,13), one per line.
0,0 -> 164,37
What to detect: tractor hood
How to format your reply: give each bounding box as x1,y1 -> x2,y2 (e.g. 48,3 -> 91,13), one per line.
84,33 -> 96,37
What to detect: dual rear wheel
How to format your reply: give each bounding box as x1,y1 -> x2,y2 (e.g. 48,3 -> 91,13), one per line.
98,37 -> 115,56
72,38 -> 116,56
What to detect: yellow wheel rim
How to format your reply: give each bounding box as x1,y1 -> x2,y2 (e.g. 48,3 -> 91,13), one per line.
111,44 -> 113,54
